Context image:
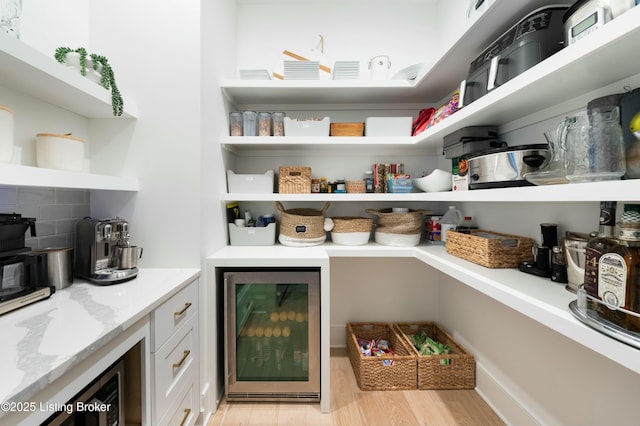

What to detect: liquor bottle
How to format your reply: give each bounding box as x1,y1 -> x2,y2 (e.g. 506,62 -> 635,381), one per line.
598,204 -> 640,331
583,201 -> 618,300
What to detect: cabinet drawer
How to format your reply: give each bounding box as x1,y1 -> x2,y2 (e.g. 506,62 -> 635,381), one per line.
159,381 -> 198,426
152,279 -> 199,351
153,314 -> 199,416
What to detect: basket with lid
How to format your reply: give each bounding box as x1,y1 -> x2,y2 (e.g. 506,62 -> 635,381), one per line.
276,201 -> 330,246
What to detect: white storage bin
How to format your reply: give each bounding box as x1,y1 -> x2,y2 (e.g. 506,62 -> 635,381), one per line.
228,223 -> 276,246
227,169 -> 274,193
283,117 -> 330,137
365,117 -> 412,136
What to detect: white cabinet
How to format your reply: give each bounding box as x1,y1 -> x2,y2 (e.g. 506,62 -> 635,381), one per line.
151,278 -> 200,426
0,32 -> 139,191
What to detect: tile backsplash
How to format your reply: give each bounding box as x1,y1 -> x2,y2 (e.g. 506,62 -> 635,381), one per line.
0,186 -> 90,250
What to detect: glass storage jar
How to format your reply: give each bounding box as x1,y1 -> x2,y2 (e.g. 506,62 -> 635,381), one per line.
258,112 -> 272,136
229,111 -> 243,136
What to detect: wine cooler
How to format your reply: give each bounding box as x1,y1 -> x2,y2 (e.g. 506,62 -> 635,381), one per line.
224,268 -> 320,402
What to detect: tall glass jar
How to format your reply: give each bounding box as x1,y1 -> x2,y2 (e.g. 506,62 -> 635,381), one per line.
242,111 -> 258,136
258,112 -> 272,136
229,112 -> 243,136
272,112 -> 286,136
0,0 -> 21,38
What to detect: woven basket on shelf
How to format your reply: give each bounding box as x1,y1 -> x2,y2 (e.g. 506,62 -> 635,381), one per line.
366,208 -> 431,235
329,216 -> 373,233
346,322 -> 417,391
276,201 -> 330,246
393,322 -> 476,390
445,229 -> 534,268
278,166 -> 312,194
346,180 -> 366,193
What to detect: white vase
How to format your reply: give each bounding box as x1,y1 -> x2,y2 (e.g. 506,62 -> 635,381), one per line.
0,105 -> 14,163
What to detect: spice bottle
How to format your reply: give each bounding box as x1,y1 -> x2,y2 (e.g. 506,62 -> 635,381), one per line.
319,177 -> 328,193
311,178 -> 320,193
258,112 -> 272,136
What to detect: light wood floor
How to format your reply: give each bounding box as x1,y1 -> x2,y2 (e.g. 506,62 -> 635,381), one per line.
208,348 -> 505,426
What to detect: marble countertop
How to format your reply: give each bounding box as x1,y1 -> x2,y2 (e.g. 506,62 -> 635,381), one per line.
0,268 -> 200,407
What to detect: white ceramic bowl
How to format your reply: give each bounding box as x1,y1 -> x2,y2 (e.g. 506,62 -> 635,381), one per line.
413,169 -> 452,192
36,133 -> 84,172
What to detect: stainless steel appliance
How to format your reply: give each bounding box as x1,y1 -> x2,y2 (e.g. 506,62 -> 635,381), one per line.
43,358 -> 125,425
75,218 -> 141,285
563,0 -> 635,46
460,5 -> 568,107
0,254 -> 54,315
224,268 -> 320,402
466,144 -> 549,189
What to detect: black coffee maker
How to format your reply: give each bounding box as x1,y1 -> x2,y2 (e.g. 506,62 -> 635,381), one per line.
0,213 -> 55,315
519,223 -> 559,278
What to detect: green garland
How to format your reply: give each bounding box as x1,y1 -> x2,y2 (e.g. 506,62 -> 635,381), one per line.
54,47 -> 124,116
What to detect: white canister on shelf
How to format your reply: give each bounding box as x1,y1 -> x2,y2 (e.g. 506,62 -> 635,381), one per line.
0,105 -> 14,163
35,133 -> 85,172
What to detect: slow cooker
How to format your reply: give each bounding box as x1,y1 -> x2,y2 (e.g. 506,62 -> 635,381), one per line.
464,144 -> 550,189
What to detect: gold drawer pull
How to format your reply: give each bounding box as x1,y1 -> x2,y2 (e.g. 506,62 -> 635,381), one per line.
173,350 -> 191,369
174,302 -> 192,318
179,408 -> 191,426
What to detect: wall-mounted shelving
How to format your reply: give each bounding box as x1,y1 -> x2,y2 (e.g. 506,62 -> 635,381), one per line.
0,33 -> 138,119
0,164 -> 139,191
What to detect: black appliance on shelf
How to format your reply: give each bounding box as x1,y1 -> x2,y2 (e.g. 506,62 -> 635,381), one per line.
460,5 -> 569,107
0,213 -> 54,316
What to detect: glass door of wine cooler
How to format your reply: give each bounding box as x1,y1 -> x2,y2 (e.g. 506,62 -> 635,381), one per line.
224,269 -> 320,401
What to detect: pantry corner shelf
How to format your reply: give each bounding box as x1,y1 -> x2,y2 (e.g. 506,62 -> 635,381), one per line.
223,179 -> 640,203
0,33 -> 138,119
0,164 -> 139,191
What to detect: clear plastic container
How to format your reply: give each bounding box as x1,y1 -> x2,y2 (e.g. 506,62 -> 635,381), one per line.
229,111 -> 243,136
272,112 -> 285,136
441,206 -> 462,243
258,112 -> 272,136
242,110 -> 258,136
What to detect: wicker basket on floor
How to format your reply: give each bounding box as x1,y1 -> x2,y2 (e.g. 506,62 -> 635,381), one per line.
278,166 -> 312,193
346,322 -> 417,391
394,322 -> 475,390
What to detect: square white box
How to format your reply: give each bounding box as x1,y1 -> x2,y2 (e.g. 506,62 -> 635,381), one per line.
365,117 -> 412,136
226,169 -> 274,193
283,117 -> 330,136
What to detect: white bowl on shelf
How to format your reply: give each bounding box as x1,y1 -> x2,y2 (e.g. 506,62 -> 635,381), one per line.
413,169 -> 452,192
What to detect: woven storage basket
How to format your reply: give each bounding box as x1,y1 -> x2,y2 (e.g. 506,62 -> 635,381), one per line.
330,122 -> 364,136
366,208 -> 431,235
346,180 -> 366,193
330,216 -> 373,233
393,322 -> 475,390
279,166 -> 311,194
346,322 -> 417,391
446,229 -> 534,268
276,201 -> 330,246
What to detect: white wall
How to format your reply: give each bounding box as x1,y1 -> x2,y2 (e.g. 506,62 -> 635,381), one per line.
87,0 -> 202,269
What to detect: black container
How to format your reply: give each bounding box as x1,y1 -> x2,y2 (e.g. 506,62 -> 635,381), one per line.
443,126 -> 500,159
0,213 -> 36,253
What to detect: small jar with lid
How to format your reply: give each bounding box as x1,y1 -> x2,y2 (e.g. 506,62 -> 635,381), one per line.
272,112 -> 286,136
363,171 -> 374,193
258,112 -> 272,136
311,178 -> 320,193
229,111 -> 243,136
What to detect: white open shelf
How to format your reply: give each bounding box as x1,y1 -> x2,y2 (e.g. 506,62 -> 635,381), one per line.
221,5 -> 640,155
0,33 -> 138,119
0,164 -> 139,191
223,179 -> 640,203
210,243 -> 640,375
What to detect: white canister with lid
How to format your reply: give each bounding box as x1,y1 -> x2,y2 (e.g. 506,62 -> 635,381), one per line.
0,105 -> 14,163
35,133 -> 85,172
